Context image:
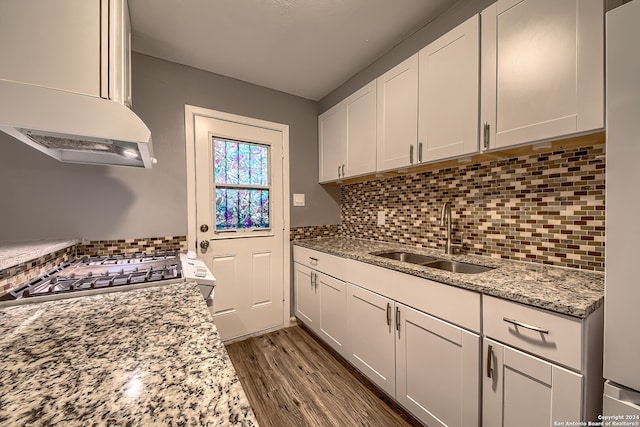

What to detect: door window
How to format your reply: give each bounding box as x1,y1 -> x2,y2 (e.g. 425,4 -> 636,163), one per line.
213,138 -> 271,232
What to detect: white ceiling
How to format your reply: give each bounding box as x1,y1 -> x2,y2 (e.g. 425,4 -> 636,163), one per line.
129,0 -> 457,101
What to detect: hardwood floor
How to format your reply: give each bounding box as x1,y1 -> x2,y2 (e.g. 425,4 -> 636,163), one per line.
225,325 -> 422,427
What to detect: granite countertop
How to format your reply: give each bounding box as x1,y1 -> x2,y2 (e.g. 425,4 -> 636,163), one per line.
0,239 -> 80,270
0,282 -> 257,426
294,237 -> 604,319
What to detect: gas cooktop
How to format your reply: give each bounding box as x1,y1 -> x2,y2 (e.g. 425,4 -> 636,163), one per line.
1,252 -> 184,304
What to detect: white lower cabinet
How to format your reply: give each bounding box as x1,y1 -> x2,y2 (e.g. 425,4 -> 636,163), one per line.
293,261 -> 348,359
347,284 -> 396,397
483,338 -> 583,427
396,303 -> 480,427
346,284 -> 480,427
317,273 -> 348,356
293,263 -> 319,329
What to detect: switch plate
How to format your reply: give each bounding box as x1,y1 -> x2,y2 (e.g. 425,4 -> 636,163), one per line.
377,211 -> 386,226
293,193 -> 305,207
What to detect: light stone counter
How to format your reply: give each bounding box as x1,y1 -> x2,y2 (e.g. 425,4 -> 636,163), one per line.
294,237 -> 604,318
0,239 -> 80,271
0,282 -> 257,426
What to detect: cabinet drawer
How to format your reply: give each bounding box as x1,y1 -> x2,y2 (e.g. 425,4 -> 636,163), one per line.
293,246 -> 347,278
483,295 -> 583,371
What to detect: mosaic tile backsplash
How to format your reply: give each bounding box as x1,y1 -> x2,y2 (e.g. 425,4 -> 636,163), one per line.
341,145 -> 605,271
78,236 -> 187,257
290,224 -> 342,241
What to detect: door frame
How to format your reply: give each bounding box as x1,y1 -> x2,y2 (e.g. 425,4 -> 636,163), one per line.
184,104 -> 291,332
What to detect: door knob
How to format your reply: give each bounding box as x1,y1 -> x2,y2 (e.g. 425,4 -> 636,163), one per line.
200,240 -> 210,250
200,224 -> 209,232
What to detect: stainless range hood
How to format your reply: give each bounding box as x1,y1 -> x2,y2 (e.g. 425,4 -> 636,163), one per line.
0,79 -> 155,168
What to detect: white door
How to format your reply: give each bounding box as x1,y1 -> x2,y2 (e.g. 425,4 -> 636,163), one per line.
347,284 -> 396,397
187,107 -> 289,341
396,303 -> 480,427
483,338 -> 583,426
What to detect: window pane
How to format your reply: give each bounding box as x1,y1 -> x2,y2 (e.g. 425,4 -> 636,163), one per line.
213,138 -> 270,231
215,188 -> 270,230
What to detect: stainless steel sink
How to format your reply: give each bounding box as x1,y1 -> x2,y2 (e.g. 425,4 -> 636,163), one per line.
371,251 -> 494,274
423,260 -> 494,274
372,251 -> 438,265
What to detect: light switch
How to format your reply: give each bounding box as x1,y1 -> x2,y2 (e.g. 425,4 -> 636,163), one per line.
293,193 -> 305,207
377,211 -> 386,226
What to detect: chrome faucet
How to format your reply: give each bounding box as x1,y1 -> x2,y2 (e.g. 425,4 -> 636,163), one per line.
440,202 -> 453,255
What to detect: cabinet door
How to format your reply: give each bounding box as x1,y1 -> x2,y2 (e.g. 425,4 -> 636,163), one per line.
376,54 -> 419,172
418,15 -> 479,163
318,103 -> 346,183
483,338 -> 583,426
318,273 -> 348,358
293,263 -> 319,332
345,81 -> 377,178
480,0 -> 603,149
396,303 -> 480,427
347,284 -> 396,397
0,0 -> 102,97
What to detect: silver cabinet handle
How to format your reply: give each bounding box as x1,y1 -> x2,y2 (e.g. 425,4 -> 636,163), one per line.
487,344 -> 494,379
395,306 -> 401,337
418,142 -> 423,163
483,122 -> 490,149
309,257 -> 318,266
386,302 -> 391,326
337,165 -> 341,178
341,164 -> 345,177
310,271 -> 315,288
409,144 -> 414,164
503,317 -> 549,334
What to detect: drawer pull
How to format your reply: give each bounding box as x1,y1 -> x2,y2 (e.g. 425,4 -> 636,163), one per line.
309,257 -> 318,266
503,317 -> 549,335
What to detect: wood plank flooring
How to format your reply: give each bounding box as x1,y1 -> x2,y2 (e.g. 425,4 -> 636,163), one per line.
225,325 -> 422,427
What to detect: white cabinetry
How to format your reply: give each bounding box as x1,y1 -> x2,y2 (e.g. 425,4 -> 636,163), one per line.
376,54 -> 419,171
293,247 -> 349,358
0,0 -> 133,106
396,303 -> 480,427
483,295 -> 604,423
347,284 -> 396,396
418,15 -> 479,163
318,81 -> 376,182
484,338 -> 582,426
293,263 -> 319,330
480,0 -> 604,150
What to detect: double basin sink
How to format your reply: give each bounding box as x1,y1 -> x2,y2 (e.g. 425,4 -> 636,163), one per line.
371,251 -> 494,274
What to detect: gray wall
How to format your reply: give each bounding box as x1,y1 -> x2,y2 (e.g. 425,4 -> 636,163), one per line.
0,53 -> 340,241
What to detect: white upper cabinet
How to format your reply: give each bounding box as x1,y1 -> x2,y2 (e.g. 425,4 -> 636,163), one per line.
345,82 -> 377,178
318,81 -> 376,183
0,0 -> 133,106
376,54 -> 419,172
418,15 -> 480,163
318,103 -> 346,182
0,0 -> 102,97
480,0 -> 604,150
